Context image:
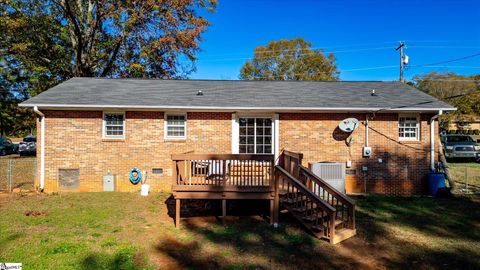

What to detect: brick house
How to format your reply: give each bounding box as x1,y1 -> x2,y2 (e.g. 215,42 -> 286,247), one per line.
20,78 -> 454,196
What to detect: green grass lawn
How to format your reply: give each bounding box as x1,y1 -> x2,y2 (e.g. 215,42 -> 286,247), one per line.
0,192 -> 479,270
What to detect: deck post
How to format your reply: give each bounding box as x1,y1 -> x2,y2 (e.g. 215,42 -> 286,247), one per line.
272,170 -> 279,226
222,199 -> 227,225
175,198 -> 181,228
349,204 -> 356,229
329,212 -> 336,244
172,159 -> 178,185
270,199 -> 274,225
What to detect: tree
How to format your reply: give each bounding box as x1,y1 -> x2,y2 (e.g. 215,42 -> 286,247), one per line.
0,0 -> 216,136
412,72 -> 480,128
239,38 -> 339,81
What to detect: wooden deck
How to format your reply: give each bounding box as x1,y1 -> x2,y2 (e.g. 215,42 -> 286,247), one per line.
172,153 -> 275,199
171,153 -> 276,227
171,151 -> 356,244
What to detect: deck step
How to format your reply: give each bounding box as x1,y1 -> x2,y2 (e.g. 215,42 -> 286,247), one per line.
279,191 -> 302,197
311,224 -> 326,231
301,214 -> 344,227
301,212 -> 337,223
301,212 -> 329,222
280,196 -> 308,204
291,204 -> 321,212
332,228 -> 357,244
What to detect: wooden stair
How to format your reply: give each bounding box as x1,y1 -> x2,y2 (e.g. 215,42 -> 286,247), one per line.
275,163 -> 356,244
279,191 -> 356,244
332,228 -> 357,245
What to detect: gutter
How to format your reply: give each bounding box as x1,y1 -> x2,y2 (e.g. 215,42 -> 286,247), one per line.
18,103 -> 457,113
430,110 -> 443,171
33,106 -> 45,192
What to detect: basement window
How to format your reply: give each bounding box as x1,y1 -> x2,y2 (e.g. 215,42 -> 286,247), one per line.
399,115 -> 419,141
103,112 -> 125,139
165,113 -> 187,139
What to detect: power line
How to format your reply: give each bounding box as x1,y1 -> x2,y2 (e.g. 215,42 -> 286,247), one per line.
199,41 -> 400,58
198,40 -> 480,59
412,65 -> 480,69
341,65 -> 398,72
411,79 -> 479,82
196,46 -> 394,62
406,39 -> 480,44
196,46 -> 480,63
409,46 -> 480,49
411,52 -> 480,68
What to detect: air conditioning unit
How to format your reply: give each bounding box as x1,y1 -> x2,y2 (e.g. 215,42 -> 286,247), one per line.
309,162 -> 346,194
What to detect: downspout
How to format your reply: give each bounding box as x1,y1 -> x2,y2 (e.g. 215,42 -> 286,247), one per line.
33,106 -> 45,192
430,110 -> 443,171
365,114 -> 369,147
364,114 -> 370,194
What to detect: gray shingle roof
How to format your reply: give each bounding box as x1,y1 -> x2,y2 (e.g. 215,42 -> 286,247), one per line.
20,77 -> 455,112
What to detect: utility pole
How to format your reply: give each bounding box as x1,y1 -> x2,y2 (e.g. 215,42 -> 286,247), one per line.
395,41 -> 405,82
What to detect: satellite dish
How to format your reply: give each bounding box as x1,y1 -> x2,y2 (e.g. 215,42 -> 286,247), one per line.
339,118 -> 359,133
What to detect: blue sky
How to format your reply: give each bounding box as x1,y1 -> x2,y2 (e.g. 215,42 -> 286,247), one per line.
191,0 -> 480,81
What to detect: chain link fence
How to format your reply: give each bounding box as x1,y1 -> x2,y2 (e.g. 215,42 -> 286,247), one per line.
0,158 -> 36,192
449,164 -> 480,195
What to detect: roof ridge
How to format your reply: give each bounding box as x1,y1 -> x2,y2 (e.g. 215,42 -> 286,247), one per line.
72,77 -> 399,83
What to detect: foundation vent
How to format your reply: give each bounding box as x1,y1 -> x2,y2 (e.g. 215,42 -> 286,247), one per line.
58,169 -> 79,191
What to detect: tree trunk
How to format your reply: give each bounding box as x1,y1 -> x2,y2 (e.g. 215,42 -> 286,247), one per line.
438,138 -> 456,191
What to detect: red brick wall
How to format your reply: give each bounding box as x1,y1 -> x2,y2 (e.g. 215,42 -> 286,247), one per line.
279,113 -> 436,195
36,110 -> 437,195
38,111 -> 232,192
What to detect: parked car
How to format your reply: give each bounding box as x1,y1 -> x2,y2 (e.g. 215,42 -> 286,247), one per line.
0,137 -> 18,156
441,134 -> 480,161
19,135 -> 36,156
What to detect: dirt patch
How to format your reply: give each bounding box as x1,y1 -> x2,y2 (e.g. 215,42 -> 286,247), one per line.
25,210 -> 48,217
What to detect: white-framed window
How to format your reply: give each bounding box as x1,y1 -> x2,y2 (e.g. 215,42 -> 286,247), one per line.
399,114 -> 420,141
238,117 -> 273,154
164,113 -> 187,139
103,112 -> 125,139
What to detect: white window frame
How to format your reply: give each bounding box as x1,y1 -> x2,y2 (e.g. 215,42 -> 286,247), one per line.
164,112 -> 187,140
398,114 -> 420,141
102,112 -> 126,139
232,113 -> 278,157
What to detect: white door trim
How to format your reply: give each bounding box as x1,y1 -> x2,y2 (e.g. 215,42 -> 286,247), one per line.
231,113 -> 239,154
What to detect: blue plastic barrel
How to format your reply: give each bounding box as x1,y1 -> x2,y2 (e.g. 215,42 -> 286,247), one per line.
427,172 -> 446,196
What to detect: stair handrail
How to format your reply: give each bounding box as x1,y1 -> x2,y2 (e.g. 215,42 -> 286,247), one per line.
298,165 -> 355,206
275,165 -> 336,213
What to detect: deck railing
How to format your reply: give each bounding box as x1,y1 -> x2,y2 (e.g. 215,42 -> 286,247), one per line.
274,165 -> 337,240
171,154 -> 275,187
298,165 -> 355,230
279,150 -> 356,233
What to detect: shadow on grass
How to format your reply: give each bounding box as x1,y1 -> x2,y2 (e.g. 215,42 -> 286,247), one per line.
0,232 -> 25,250
80,247 -> 148,270
157,196 -> 480,270
351,195 -> 480,269
155,214 -> 367,269
165,195 -> 271,219
355,195 -> 480,241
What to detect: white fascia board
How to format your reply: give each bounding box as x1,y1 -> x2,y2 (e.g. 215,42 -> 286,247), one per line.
19,103 -> 457,113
